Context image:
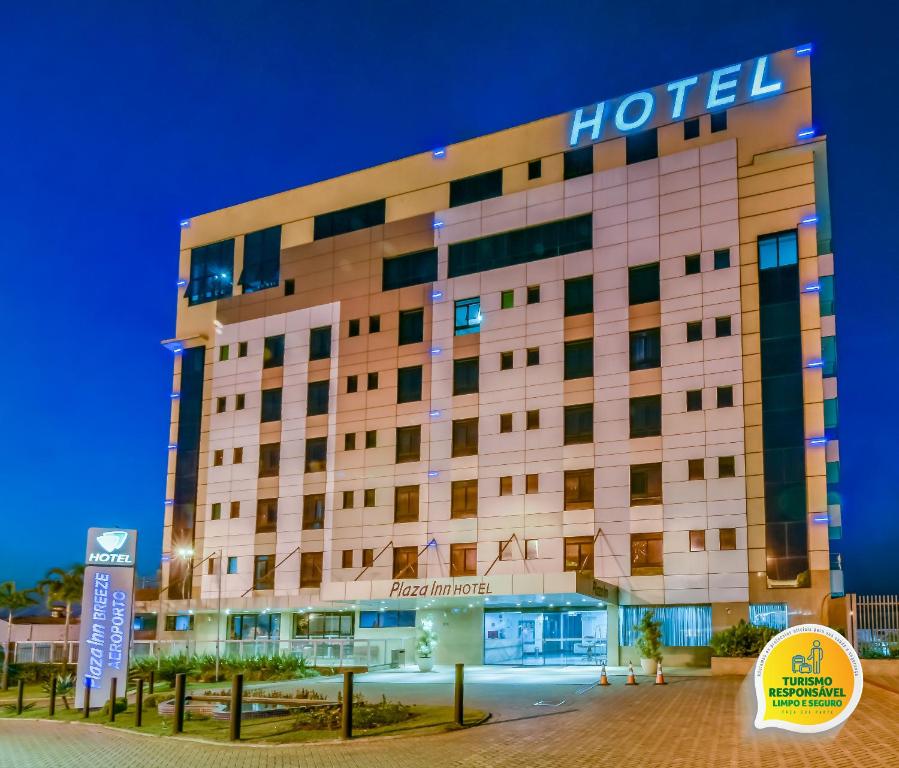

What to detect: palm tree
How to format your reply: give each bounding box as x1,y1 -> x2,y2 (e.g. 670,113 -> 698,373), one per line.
0,582 -> 38,690
38,565 -> 85,673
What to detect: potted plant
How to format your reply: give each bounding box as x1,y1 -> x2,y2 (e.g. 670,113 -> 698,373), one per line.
709,620 -> 778,675
634,609 -> 663,675
416,618 -> 437,672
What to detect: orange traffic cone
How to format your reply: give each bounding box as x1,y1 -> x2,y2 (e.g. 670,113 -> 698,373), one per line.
655,661 -> 667,685
599,663 -> 611,686
625,661 -> 638,685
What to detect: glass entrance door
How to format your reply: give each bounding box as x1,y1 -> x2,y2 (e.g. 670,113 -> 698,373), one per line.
484,609 -> 607,665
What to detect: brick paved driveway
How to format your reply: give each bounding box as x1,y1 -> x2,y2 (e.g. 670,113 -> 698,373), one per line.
1,669 -> 897,768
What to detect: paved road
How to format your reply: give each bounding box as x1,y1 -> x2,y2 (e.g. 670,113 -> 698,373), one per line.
1,670 -> 897,768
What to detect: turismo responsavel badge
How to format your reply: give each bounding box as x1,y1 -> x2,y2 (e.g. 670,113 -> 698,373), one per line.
754,623 -> 863,733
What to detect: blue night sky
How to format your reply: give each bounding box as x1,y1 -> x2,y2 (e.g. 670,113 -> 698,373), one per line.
1,2 -> 895,593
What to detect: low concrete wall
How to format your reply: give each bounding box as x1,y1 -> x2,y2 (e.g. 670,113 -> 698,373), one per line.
619,645 -> 712,668
711,656 -> 757,676
861,658 -> 899,678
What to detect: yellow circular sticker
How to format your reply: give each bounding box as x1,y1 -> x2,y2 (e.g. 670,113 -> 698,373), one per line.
754,623 -> 863,733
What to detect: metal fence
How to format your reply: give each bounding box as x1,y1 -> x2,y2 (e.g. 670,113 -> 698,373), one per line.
849,594 -> 899,656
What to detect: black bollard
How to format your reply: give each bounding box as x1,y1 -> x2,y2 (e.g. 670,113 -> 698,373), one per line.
341,671 -> 353,739
135,678 -> 144,727
173,673 -> 186,733
148,669 -> 155,694
454,663 -> 464,726
83,682 -> 91,718
109,677 -> 117,722
229,674 -> 243,741
16,680 -> 24,715
48,676 -> 57,717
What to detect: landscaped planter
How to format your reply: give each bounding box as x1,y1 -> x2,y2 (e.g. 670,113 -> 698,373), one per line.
711,656 -> 758,676
860,658 -> 899,677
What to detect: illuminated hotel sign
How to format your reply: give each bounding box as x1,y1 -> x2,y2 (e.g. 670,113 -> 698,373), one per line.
390,578 -> 495,599
569,50 -> 799,146
75,527 -> 137,708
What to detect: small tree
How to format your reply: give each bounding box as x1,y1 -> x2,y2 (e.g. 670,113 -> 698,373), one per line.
0,582 -> 38,690
416,618 -> 437,659
38,565 -> 85,673
709,620 -> 777,657
634,609 -> 663,663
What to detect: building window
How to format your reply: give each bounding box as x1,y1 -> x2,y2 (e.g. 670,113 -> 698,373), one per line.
216,397 -> 226,414
450,169 -> 503,207
453,357 -> 479,395
690,530 -> 706,552
527,285 -> 541,304
452,418 -> 478,457
364,489 -> 376,507
367,371 -> 379,390
253,554 -> 275,590
564,275 -> 593,316
630,395 -> 662,438
683,117 -> 700,140
563,145 -> 593,179
526,409 -> 540,430
348,318 -> 360,337
450,543 -> 478,577
688,458 -> 704,480
302,494 -> 325,530
362,549 -> 374,567
717,386 -> 734,408
448,214 -> 592,279
233,447 -> 243,464
258,442 -> 280,478
629,328 -> 661,370
715,316 -> 732,337
237,341 -> 248,357
219,345 -> 230,362
366,429 -> 377,448
564,469 -> 594,510
187,239 -> 234,305
501,289 -> 514,309
526,474 -> 539,494
359,610 -> 416,628
451,479 -> 478,519
347,375 -> 358,394
307,380 -> 329,416
256,498 -> 278,533
261,388 -> 282,422
822,336 -> 838,377
749,603 -> 789,631
498,540 -> 514,560
526,347 -> 539,366
630,532 -> 663,575
309,326 -> 331,360
396,425 -> 421,462
631,463 -> 662,505
313,199 -> 385,240
564,403 -> 593,444
684,253 -> 701,275
300,552 -> 323,588
499,413 -> 513,433
499,476 -> 513,496
398,308 -> 424,345
294,611 -> 354,638
230,501 -> 240,519
758,230 -> 798,269
263,334 -> 285,369
686,321 -> 703,342
382,248 -> 438,291
714,248 -> 731,269
626,128 -> 658,165
719,528 -> 737,550
454,297 -> 481,335
629,262 -> 660,304
369,315 -> 381,333
718,456 -> 736,478
393,546 -> 418,578
710,110 -> 727,132
211,502 -> 222,520
305,436 -> 327,473
213,449 -> 224,466
165,614 -> 195,631
344,433 -> 356,451
236,393 -> 245,410
819,276 -> 835,316
686,389 -> 703,412
342,490 -> 354,509
524,539 -> 539,560
500,351 -> 513,370
564,536 -> 594,574
397,365 -> 423,403
284,278 -> 295,296
564,338 -> 593,379
620,605 -> 712,646
227,556 -> 238,574
528,159 -> 542,179
394,485 -> 420,523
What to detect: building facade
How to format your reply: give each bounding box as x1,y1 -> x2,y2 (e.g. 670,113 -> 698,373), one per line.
141,45 -> 843,668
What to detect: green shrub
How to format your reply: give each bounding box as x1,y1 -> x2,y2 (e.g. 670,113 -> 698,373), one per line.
710,620 -> 778,657
130,653 -> 314,683
101,697 -> 128,715
634,610 -> 663,662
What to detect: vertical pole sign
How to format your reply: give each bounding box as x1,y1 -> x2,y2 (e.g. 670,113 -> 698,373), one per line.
74,528 -> 137,709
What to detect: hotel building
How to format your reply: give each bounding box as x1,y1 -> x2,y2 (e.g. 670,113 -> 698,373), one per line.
140,45 -> 843,667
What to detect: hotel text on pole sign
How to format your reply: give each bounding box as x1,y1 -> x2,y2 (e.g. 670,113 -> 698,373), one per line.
569,50 -> 803,146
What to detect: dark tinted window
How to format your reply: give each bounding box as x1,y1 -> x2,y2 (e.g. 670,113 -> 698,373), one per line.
394,485 -> 420,523
305,437 -> 327,473
187,239 -> 234,305
302,494 -> 325,530
398,308 -> 424,345
396,425 -> 421,463
564,403 -> 593,444
564,470 -> 594,510
261,388 -> 282,422
717,385 -> 734,407
626,128 -> 658,164
450,169 -> 503,207
630,395 -> 662,438
685,253 -> 701,275
714,248 -> 731,269
528,159 -> 542,179
687,321 -> 703,342
451,479 -> 478,518
258,442 -> 280,477
686,389 -> 703,412
452,418 -> 478,457
453,357 -> 479,396
710,111 -> 727,132
684,118 -> 700,140
631,463 -> 662,505
263,334 -> 284,368
564,275 -> 593,316
629,263 -> 660,304
382,248 -> 438,291
397,365 -> 423,403
564,338 -> 593,379
309,326 -> 331,360
630,328 -> 661,370
313,199 -> 385,240
715,316 -> 732,337
307,380 -> 329,416
448,214 -> 592,278
240,225 -> 281,293
563,146 -> 593,179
